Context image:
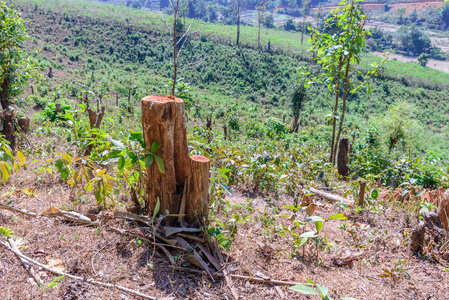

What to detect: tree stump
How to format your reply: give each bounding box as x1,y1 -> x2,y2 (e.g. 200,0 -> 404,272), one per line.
141,96 -> 191,217
87,106 -> 105,129
358,180 -> 366,207
55,103 -> 61,113
223,125 -> 227,140
85,106 -> 105,156
337,138 -> 349,176
18,117 -> 30,133
186,155 -> 210,225
48,67 -> 53,79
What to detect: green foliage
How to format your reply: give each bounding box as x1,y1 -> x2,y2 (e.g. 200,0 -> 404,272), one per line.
40,103 -> 72,122
417,53 -> 429,67
0,1 -> 34,106
308,0 -> 385,163
0,226 -> 14,237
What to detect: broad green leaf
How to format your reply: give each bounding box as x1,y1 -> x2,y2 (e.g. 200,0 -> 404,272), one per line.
145,155 -> 154,167
306,216 -> 324,222
220,184 -> 232,196
150,141 -> 159,153
416,189 -> 426,197
154,155 -> 165,174
402,189 -> 410,197
153,197 -> 160,220
371,189 -> 379,199
327,213 -> 347,220
315,220 -> 324,233
299,231 -> 317,238
117,156 -> 125,170
290,284 -> 320,295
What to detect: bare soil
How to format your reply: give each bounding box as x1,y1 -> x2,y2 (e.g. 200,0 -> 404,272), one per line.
1,162 -> 449,300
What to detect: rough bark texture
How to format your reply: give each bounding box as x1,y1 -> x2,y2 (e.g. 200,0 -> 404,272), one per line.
87,106 -> 105,129
337,138 -> 349,176
223,125 -> 227,140
141,96 -> 191,217
437,189 -> 449,231
18,117 -> 30,134
187,155 -> 210,225
409,211 -> 445,255
85,106 -> 105,156
358,180 -> 366,207
1,80 -> 15,150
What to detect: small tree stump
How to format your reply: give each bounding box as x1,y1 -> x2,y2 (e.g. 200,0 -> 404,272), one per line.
186,155 -> 210,225
85,106 -> 105,156
358,180 -> 366,207
55,103 -> 61,113
87,106 -> 105,129
337,138 -> 349,177
223,125 -> 227,140
141,96 -> 190,216
48,67 -> 53,79
18,117 -> 30,133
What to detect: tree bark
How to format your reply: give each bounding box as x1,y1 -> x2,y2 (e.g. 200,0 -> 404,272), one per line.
0,80 -> 15,151
85,106 -> 105,156
337,138 -> 349,177
236,0 -> 240,46
18,117 -> 30,134
186,155 -> 210,225
141,96 -> 190,218
358,180 -> 366,207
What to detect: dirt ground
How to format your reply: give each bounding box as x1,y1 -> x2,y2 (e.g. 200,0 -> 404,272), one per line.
1,163 -> 449,300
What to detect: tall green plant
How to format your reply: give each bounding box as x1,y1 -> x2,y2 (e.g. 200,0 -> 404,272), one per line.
0,2 -> 34,150
308,0 -> 385,164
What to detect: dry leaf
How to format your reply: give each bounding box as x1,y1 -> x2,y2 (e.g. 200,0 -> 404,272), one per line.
45,257 -> 66,273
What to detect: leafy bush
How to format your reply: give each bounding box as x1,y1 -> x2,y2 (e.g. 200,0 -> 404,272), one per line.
40,103 -> 72,122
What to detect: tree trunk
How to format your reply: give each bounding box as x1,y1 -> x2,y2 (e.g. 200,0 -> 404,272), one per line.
337,138 -> 349,177
223,125 -> 228,140
141,96 -> 191,219
186,155 -> 210,225
55,103 -> 61,113
85,106 -> 105,156
290,115 -> 299,133
236,1 -> 240,46
0,80 -> 15,151
116,92 -> 119,107
257,11 -> 261,48
358,180 -> 366,207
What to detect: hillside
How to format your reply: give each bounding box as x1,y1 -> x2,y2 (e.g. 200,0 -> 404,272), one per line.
14,0 -> 449,162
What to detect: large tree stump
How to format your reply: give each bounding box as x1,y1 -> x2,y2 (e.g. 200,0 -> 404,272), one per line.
141,96 -> 191,217
337,138 -> 349,176
186,155 -> 210,225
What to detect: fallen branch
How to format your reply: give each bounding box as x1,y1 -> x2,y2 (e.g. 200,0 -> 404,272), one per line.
309,187 -> 353,204
7,237 -> 41,287
0,203 -> 40,217
0,241 -> 157,300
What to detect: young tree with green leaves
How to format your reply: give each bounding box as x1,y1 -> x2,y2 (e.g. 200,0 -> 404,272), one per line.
308,0 -> 385,164
0,2 -> 34,150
